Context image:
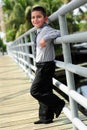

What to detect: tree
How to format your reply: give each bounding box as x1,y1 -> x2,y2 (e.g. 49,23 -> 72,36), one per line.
3,0 -> 87,42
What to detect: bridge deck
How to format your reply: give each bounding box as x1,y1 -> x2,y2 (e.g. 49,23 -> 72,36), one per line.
0,55 -> 87,130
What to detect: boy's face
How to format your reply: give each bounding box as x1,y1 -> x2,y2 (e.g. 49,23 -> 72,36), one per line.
31,11 -> 48,28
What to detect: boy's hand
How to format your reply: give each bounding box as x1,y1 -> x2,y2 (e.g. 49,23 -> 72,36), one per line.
39,38 -> 46,48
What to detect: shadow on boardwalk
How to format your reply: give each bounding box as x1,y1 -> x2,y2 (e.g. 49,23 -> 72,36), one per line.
1,55 -> 85,130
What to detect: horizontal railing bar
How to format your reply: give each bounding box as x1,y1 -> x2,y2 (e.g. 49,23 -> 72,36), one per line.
14,27 -> 36,42
53,78 -> 87,109
53,78 -> 68,95
55,31 -> 87,44
48,0 -> 87,22
63,107 -> 71,120
69,90 -> 87,109
11,31 -> 87,48
14,56 -> 36,72
58,0 -> 87,16
10,42 -> 34,48
16,42 -> 34,47
19,64 -> 35,80
55,60 -> 87,77
73,118 -> 87,130
14,51 -> 34,58
63,107 -> 87,130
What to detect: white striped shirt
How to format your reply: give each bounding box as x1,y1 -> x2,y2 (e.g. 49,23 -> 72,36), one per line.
35,23 -> 60,63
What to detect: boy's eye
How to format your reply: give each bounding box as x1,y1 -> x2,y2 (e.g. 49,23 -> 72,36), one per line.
31,16 -> 35,19
37,15 -> 42,18
32,15 -> 42,19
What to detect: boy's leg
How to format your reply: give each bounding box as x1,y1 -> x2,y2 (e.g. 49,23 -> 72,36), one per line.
38,101 -> 54,122
30,62 -> 54,124
30,62 -> 65,123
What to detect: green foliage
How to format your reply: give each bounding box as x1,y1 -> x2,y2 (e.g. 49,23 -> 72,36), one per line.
78,22 -> 87,31
2,0 -> 87,42
66,13 -> 80,33
25,6 -> 32,22
6,29 -> 16,42
15,22 -> 31,38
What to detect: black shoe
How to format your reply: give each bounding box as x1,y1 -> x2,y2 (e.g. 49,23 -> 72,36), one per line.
34,120 -> 53,124
55,100 -> 65,118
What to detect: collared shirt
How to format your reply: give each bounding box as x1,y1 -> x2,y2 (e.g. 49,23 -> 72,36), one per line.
35,23 -> 60,63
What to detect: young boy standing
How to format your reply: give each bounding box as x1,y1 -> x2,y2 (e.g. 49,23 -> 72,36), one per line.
30,6 -> 65,124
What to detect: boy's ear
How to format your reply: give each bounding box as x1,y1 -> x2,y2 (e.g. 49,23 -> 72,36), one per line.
45,16 -> 48,22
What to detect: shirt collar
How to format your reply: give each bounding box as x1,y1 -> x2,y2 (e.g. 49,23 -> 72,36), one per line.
37,23 -> 48,34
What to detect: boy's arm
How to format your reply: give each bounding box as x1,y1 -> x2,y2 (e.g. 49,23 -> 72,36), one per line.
43,27 -> 61,42
39,28 -> 61,48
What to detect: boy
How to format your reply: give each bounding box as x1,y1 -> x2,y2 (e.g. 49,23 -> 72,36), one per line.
30,6 -> 65,124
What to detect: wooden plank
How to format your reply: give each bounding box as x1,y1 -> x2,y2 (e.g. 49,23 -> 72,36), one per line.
0,55 -> 87,130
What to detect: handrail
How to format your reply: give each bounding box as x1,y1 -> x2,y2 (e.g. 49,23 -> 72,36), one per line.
7,0 -> 87,130
55,60 -> 87,77
48,0 -> 87,21
55,31 -> 87,44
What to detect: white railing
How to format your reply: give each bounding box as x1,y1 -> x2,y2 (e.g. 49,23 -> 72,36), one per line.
7,0 -> 87,130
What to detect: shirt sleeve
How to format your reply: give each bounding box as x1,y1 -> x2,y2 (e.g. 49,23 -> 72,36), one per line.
43,26 -> 61,42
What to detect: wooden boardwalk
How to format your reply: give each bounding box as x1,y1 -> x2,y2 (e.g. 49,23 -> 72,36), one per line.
0,55 -> 86,130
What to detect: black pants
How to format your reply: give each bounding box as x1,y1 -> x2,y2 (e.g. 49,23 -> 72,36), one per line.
30,61 -> 62,121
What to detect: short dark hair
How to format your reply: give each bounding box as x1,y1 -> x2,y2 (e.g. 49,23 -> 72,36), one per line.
31,6 -> 46,17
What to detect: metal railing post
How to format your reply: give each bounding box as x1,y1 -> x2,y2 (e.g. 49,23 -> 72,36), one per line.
58,15 -> 78,130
